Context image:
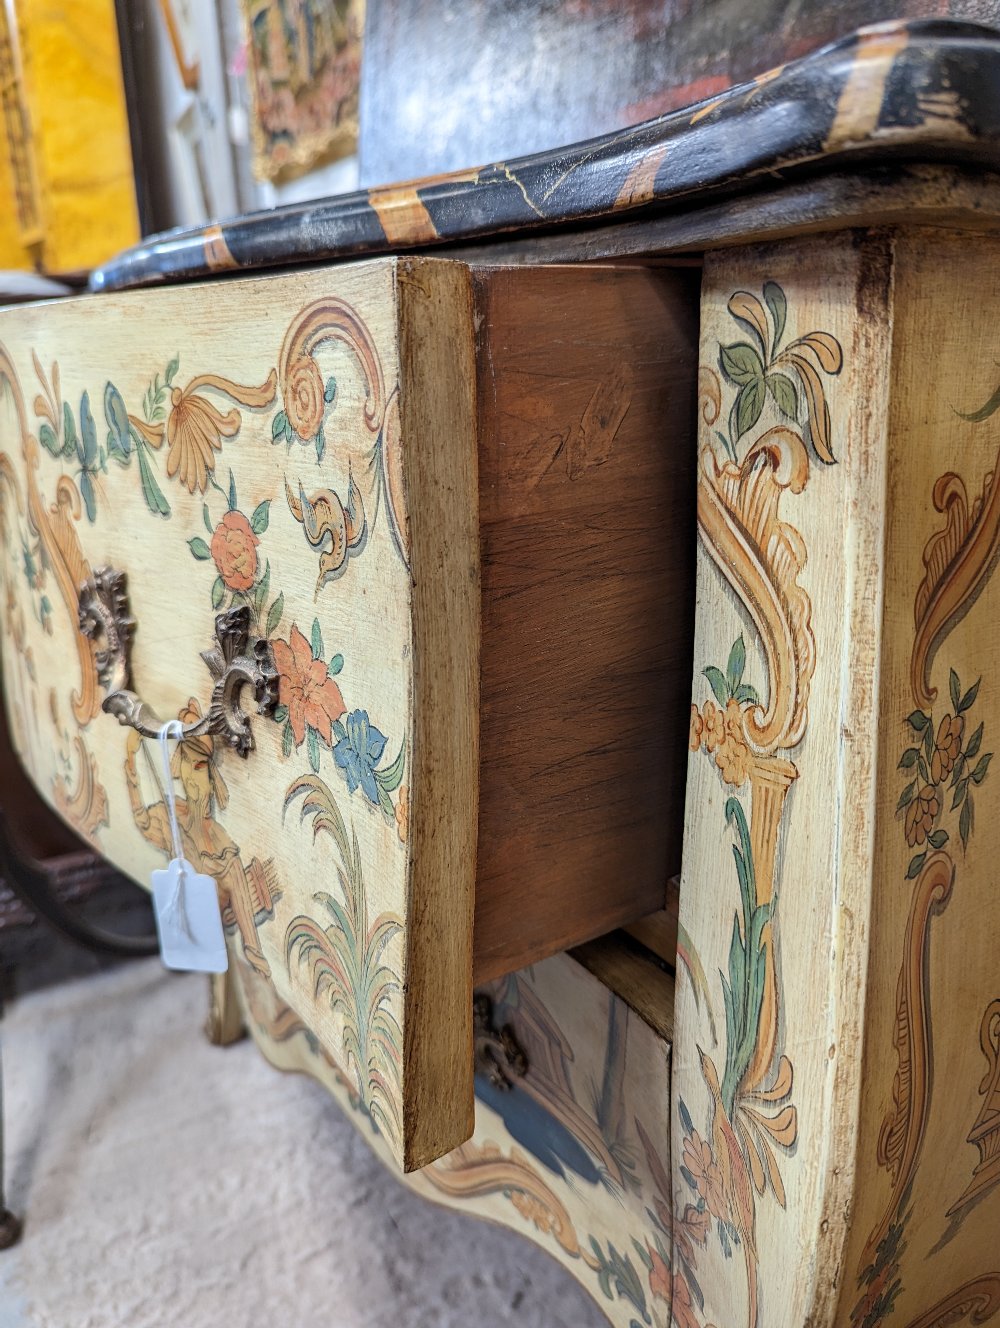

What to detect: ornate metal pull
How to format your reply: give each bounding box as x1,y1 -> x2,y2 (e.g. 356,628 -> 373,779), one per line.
78,567 -> 279,758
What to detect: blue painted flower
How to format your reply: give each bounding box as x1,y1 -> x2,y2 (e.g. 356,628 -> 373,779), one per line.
333,709 -> 388,805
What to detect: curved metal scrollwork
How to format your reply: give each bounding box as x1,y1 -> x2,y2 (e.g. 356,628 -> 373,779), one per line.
78,567 -> 279,757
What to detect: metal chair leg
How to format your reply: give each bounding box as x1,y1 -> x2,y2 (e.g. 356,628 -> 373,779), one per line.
0,1004 -> 23,1248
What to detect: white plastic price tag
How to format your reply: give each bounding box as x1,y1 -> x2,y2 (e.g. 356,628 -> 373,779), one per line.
151,721 -> 228,974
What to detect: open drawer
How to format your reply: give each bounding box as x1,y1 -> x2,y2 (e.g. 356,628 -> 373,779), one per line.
0,257 -> 696,1169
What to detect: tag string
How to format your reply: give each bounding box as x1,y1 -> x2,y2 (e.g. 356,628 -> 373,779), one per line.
158,719 -> 186,863
157,720 -> 195,943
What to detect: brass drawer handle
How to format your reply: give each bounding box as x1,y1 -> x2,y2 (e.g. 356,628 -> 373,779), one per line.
78,567 -> 279,757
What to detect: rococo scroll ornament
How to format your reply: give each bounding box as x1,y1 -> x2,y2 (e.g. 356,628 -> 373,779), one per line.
681,282 -> 843,1328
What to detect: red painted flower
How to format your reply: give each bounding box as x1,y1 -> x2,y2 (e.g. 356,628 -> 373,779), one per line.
272,624 -> 345,746
646,1243 -> 671,1303
671,1271 -> 702,1328
211,511 -> 259,592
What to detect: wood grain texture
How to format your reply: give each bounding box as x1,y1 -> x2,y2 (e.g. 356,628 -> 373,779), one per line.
471,263 -> 698,981
396,259 -> 478,1168
624,874 -> 680,966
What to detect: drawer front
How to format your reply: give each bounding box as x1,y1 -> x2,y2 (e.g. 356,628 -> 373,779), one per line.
0,258 -> 479,1170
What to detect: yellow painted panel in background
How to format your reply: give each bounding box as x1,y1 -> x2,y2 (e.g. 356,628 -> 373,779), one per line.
13,0 -> 139,274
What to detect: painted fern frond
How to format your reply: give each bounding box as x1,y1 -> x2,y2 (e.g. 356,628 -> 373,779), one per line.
721,797 -> 772,1117
284,773 -> 404,1146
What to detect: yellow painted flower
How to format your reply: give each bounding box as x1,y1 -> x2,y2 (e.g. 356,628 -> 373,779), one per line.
905,784 -> 940,847
166,385 -> 241,493
689,703 -> 704,751
931,712 -> 963,785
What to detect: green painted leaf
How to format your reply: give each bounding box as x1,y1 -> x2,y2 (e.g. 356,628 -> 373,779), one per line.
733,683 -> 759,705
965,722 -> 984,760
918,755 -> 930,783
960,795 -> 972,849
165,354 -> 179,385
766,371 -> 798,419
924,721 -> 935,762
632,1239 -> 653,1271
38,422 -> 59,455
959,678 -> 981,713
898,747 -> 919,769
726,635 -> 746,692
896,782 -> 916,812
950,668 -> 961,712
135,442 -> 170,517
329,652 -> 344,676
203,503 -> 214,536
315,428 -> 326,462
266,592 -> 284,637
377,740 -> 406,793
273,704 -> 289,724
79,470 -> 96,522
702,665 -> 729,706
284,420 -> 293,444
228,469 -> 237,511
281,721 -> 293,758
907,710 -> 929,732
956,382 -> 1000,422
734,377 -> 766,441
188,536 -> 211,560
311,617 -> 323,660
928,828 -> 949,849
251,499 -> 270,534
211,576 -> 225,609
79,391 -> 98,467
952,778 -> 969,810
271,409 -> 288,441
324,375 -> 337,403
63,400 -> 79,457
104,382 -> 130,459
307,727 -> 321,773
972,752 -> 992,784
678,1097 -> 694,1138
376,782 -> 394,818
763,280 -> 787,352
906,852 -> 927,879
719,341 -> 764,387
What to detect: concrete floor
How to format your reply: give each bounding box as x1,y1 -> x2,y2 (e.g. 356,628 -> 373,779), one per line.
0,959 -> 610,1328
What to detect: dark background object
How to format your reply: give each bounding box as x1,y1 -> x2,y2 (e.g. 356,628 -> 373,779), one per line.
358,0 -> 1000,185
0,693 -> 156,999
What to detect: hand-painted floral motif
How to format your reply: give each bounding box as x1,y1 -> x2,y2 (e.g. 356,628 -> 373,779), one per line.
717,280 -> 843,462
684,280 -> 840,1328
897,671 -> 991,872
854,378 -> 1000,1325
210,509 -> 259,591
273,623 -> 346,750
284,774 -> 403,1149
332,708 -> 406,819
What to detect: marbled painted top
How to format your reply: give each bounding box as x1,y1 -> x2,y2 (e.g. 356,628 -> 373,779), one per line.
92,19 -> 1000,293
